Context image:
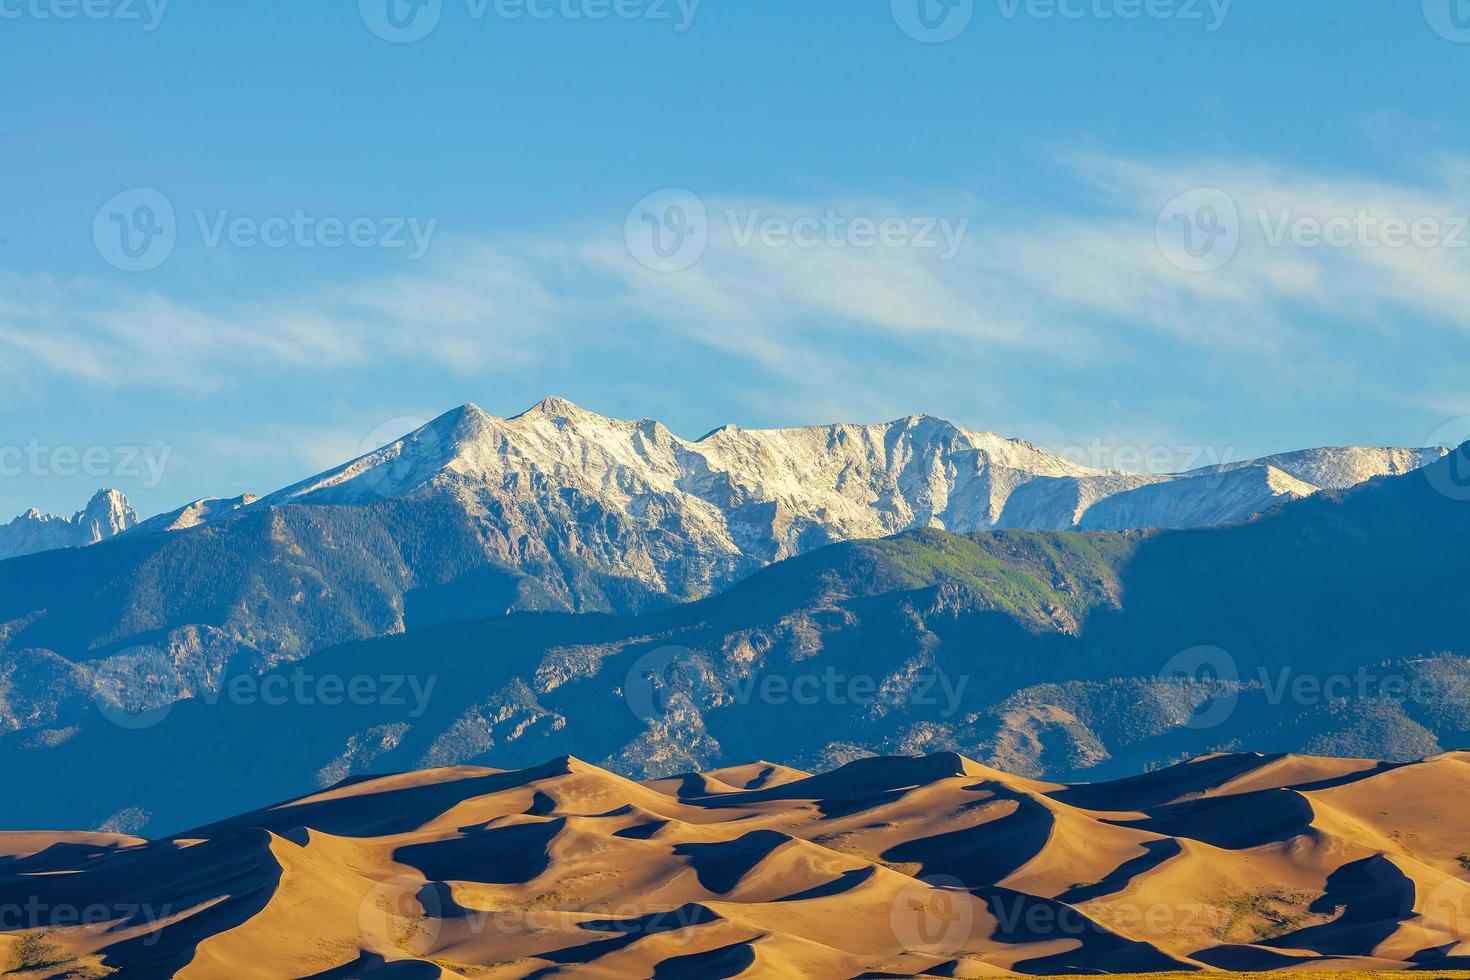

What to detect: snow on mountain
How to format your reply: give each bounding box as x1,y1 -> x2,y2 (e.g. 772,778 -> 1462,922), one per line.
225,398 -> 1446,595
0,489 -> 137,561
1,403 -> 1444,585
129,493 -> 260,535
1198,445 -> 1446,489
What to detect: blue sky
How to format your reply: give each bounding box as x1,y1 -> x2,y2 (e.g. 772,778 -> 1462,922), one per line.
2,0 -> 1469,518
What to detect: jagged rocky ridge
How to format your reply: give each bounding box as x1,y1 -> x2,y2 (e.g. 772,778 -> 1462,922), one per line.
5,399 -> 1445,572
5,444 -> 1469,836
0,399 -> 1447,741
247,398 -> 1444,591
0,489 -> 136,561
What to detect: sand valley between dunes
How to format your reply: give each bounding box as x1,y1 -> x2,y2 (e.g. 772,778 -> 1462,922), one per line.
4,751 -> 1470,978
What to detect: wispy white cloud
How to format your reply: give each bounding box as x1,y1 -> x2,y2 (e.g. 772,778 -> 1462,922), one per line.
1,151 -> 1466,426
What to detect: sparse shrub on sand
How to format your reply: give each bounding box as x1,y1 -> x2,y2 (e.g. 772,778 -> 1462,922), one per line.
8,932 -> 61,971
1208,891 -> 1316,942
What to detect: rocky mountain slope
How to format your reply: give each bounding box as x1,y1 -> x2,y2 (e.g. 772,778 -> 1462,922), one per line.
0,401 -> 1447,742
4,445 -> 1468,837
243,397 -> 1445,573
2,399 -> 1442,570
4,751 -> 1470,978
0,489 -> 136,561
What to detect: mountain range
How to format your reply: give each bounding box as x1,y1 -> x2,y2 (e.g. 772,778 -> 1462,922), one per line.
3,437 -> 1469,836
0,400 -> 1465,831
6,399 -> 1446,573
0,489 -> 136,562
0,400 -> 1447,737
5,750 -> 1470,978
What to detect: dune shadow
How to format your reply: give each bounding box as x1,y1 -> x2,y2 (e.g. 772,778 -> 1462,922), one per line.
180,759 -> 578,840
652,939 -> 757,978
1103,788 -> 1314,849
682,753 -> 969,810
305,950 -> 444,978
526,791 -> 558,816
614,818 -> 669,840
882,787 -> 1052,886
776,866 -> 876,902
526,903 -> 722,967
0,839 -> 140,877
1050,753 -> 1282,811
1190,943 -> 1314,970
393,818 -> 564,884
818,787 -> 909,818
1056,839 -> 1182,904
673,830 -> 789,894
983,887 -> 1194,975
1267,854 -> 1414,955
84,833 -> 284,980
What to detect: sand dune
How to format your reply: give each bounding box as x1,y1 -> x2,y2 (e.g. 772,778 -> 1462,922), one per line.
3,752 -> 1470,978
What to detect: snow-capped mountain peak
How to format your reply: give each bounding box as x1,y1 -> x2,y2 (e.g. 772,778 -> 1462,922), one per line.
173,399 -> 1445,600
2,403 -> 1448,594
0,489 -> 138,561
